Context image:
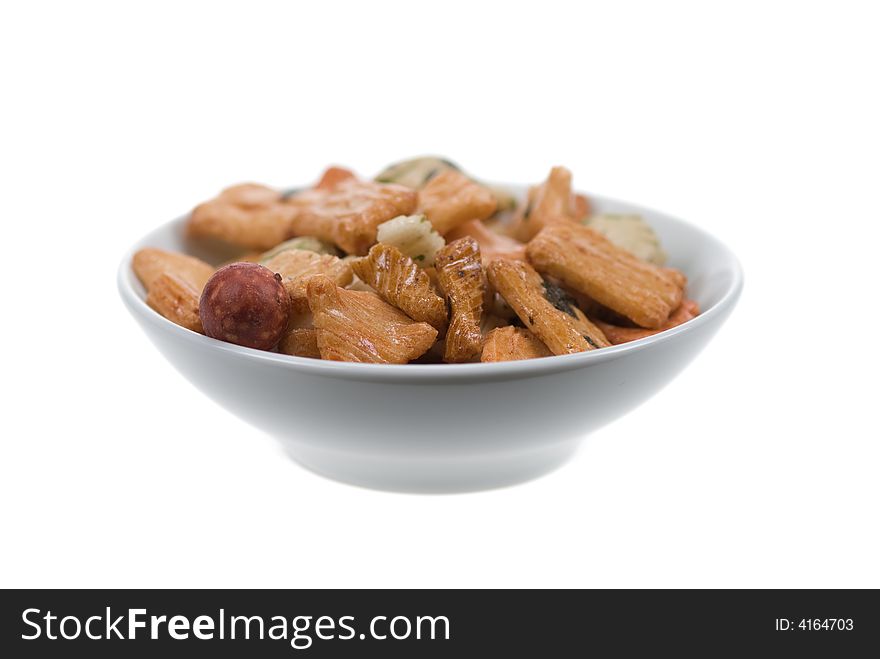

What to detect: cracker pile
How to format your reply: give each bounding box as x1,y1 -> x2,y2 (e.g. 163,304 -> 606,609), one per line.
133,158 -> 699,363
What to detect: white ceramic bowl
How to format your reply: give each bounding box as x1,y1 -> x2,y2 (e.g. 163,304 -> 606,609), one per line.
119,190 -> 742,493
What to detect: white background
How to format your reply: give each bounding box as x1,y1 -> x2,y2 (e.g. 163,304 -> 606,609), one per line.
1,1 -> 877,588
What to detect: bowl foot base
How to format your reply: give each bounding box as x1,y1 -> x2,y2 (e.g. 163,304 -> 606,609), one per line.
281,441 -> 579,494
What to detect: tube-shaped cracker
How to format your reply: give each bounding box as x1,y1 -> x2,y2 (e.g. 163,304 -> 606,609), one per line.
417,170 -> 497,235
307,275 -> 438,364
188,183 -> 296,250
435,237 -> 485,363
487,259 -> 609,355
286,179 -> 417,255
351,244 -> 448,332
481,326 -> 552,362
527,222 -> 684,329
263,248 -> 353,314
595,300 -> 700,345
510,166 -> 578,242
146,273 -> 203,333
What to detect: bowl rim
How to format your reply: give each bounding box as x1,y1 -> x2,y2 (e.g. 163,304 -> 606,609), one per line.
118,191 -> 743,383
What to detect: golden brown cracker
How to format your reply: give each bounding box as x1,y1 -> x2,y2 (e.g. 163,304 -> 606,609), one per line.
146,273 -> 203,333
435,238 -> 485,363
263,249 -> 353,314
188,183 -> 295,250
132,247 -> 214,293
417,170 -> 497,235
307,275 -> 438,363
481,326 -> 552,362
278,328 -> 322,359
596,299 -> 700,344
510,166 -> 579,241
527,222 -> 683,329
351,244 -> 448,332
487,259 -> 609,355
445,219 -> 526,267
286,179 -> 417,255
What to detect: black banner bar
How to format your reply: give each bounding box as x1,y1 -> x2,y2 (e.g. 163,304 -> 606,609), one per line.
1,589 -> 876,657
